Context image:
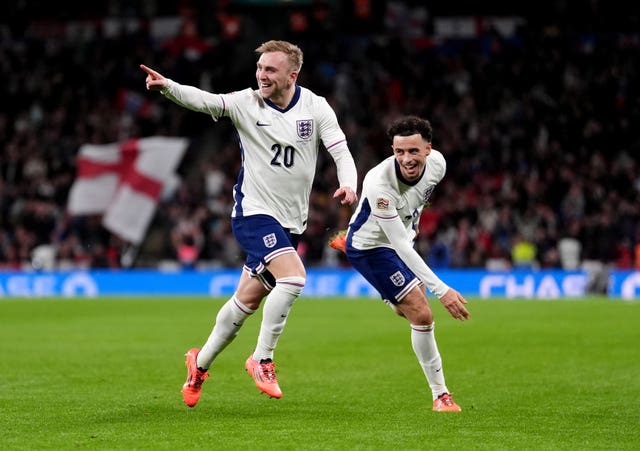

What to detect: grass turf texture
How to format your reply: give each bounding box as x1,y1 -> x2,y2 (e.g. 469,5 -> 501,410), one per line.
1,297 -> 638,450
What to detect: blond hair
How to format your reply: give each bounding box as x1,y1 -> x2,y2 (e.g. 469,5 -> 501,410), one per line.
255,40 -> 303,72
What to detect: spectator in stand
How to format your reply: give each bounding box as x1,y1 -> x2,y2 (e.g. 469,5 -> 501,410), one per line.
1,2 -> 639,275
170,208 -> 205,270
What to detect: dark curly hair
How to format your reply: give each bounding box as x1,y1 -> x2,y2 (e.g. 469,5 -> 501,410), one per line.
387,116 -> 432,143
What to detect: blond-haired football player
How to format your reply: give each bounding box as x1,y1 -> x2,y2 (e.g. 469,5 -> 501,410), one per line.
142,40 -> 358,406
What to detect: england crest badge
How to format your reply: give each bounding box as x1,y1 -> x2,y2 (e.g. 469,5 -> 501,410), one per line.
263,233 -> 277,248
297,119 -> 313,139
390,271 -> 406,287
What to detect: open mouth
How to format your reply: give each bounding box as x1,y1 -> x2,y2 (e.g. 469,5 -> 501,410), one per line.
402,164 -> 420,178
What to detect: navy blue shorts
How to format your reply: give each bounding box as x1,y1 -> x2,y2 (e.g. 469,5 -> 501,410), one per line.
232,214 -> 300,286
346,246 -> 421,304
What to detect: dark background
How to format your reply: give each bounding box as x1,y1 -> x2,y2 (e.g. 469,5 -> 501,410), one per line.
1,0 -> 639,273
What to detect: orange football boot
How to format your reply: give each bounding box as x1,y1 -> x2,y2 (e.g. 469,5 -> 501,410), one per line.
432,393 -> 462,412
328,229 -> 347,253
245,355 -> 282,399
181,348 -> 209,407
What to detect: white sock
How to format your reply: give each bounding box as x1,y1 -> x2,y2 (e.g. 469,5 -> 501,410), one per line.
411,323 -> 449,400
197,296 -> 255,369
253,276 -> 305,361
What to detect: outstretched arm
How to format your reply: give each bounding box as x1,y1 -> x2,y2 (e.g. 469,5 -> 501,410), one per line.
140,64 -> 168,91
139,64 -> 225,117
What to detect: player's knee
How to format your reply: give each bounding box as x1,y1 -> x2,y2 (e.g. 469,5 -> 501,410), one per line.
275,276 -> 306,297
411,306 -> 433,326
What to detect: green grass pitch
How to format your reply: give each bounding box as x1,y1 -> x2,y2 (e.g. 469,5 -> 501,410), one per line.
1,296 -> 638,450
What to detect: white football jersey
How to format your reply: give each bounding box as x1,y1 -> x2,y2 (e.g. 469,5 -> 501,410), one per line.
163,82 -> 354,234
347,149 -> 450,297
349,150 -> 446,249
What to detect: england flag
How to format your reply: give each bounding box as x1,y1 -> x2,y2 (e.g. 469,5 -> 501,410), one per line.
67,137 -> 188,244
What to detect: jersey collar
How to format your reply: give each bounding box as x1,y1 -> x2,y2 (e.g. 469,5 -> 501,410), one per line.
263,84 -> 301,113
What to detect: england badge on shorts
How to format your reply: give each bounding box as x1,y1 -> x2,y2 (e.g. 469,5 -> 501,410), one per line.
390,271 -> 405,287
263,233 -> 277,248
297,119 -> 313,139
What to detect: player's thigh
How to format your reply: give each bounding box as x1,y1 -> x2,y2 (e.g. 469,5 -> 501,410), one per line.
232,214 -> 300,277
267,252 -> 306,280
395,286 -> 433,326
347,247 -> 419,303
235,270 -> 270,310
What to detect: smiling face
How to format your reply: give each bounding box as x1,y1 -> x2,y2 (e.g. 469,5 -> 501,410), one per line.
255,51 -> 298,108
392,133 -> 431,182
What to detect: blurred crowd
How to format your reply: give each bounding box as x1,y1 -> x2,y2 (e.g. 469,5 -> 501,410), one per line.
1,0 -> 639,273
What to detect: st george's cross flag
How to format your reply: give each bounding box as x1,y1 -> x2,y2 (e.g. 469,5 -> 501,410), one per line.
67,137 -> 188,244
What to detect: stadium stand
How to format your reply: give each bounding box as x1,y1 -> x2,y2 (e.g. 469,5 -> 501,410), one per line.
1,1 -> 639,272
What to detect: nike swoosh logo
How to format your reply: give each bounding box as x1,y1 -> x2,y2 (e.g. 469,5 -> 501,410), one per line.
256,121 -> 271,127
435,367 -> 442,372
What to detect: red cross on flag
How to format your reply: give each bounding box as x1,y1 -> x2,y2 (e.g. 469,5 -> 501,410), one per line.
67,136 -> 188,244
